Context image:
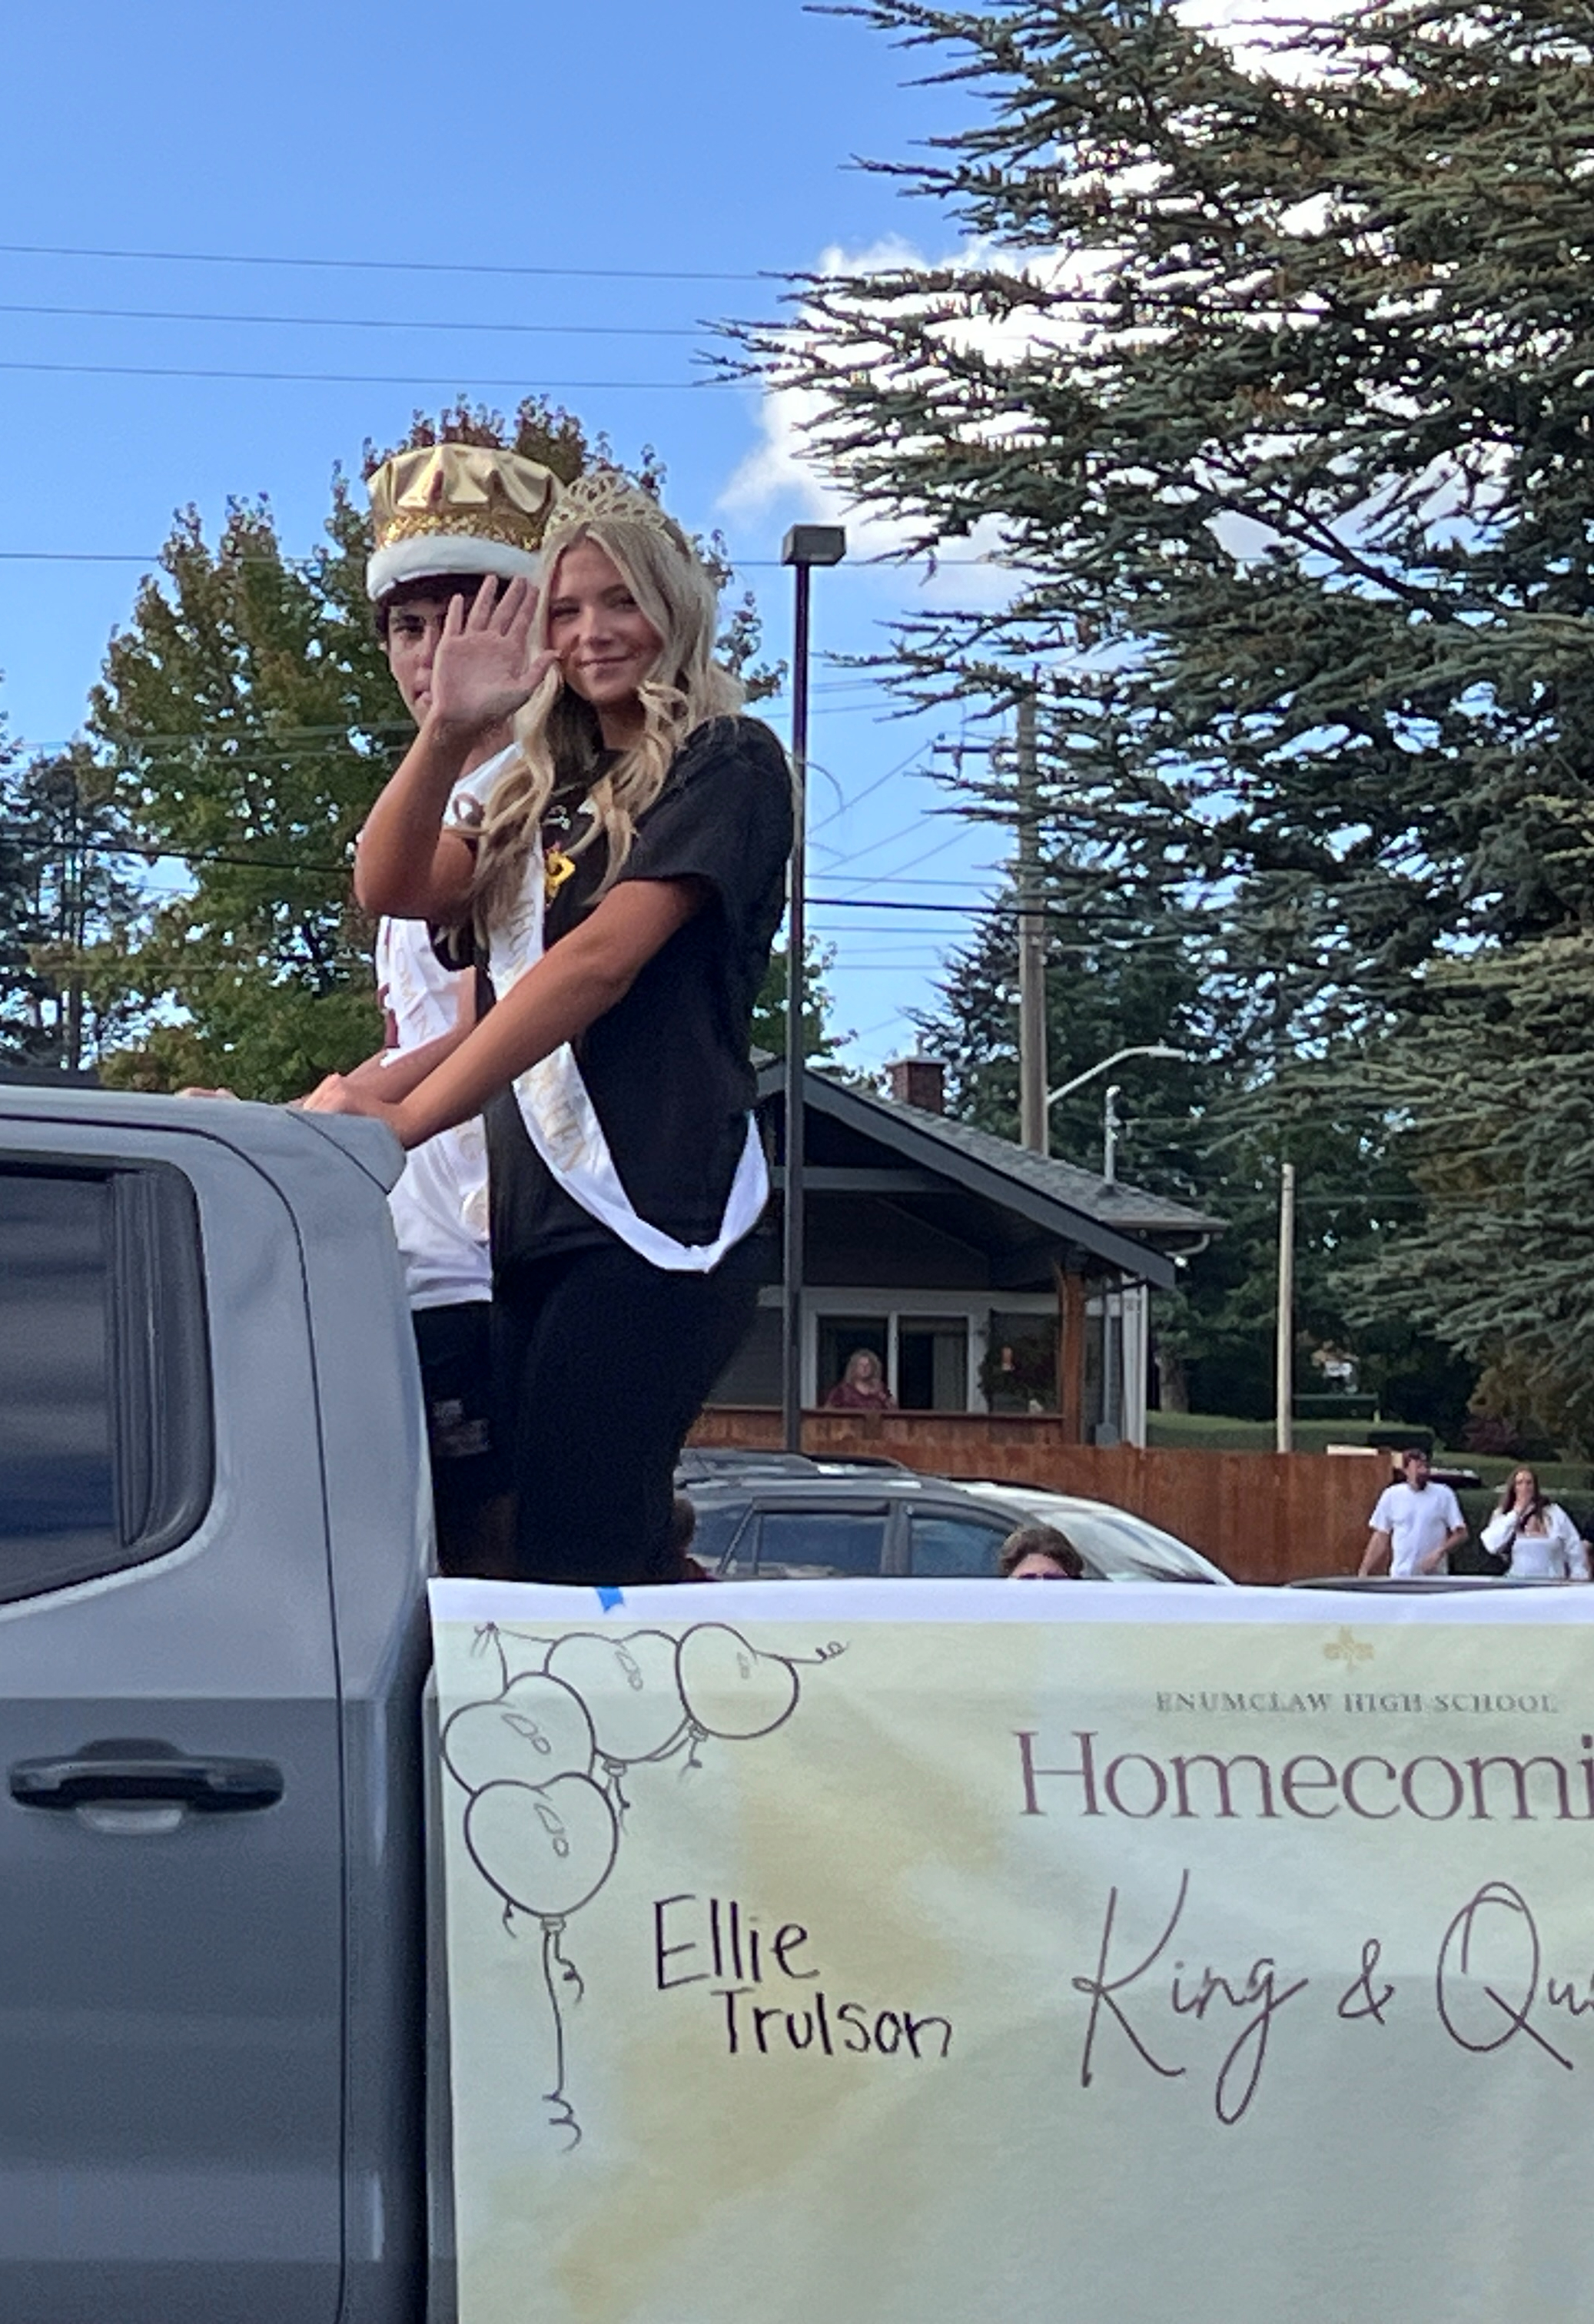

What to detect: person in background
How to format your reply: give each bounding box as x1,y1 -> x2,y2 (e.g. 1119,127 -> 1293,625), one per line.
669,1492 -> 716,1582
1481,1466 -> 1589,1580
1000,1523 -> 1084,1580
307,472 -> 792,1589
825,1348 -> 897,1411
354,443 -> 561,1573
1358,1446 -> 1468,1578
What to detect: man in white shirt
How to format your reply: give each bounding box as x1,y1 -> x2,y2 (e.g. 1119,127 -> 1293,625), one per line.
345,443 -> 560,1570
1358,1447 -> 1469,1577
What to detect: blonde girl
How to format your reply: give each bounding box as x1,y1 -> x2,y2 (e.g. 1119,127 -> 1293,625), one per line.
311,474 -> 792,1586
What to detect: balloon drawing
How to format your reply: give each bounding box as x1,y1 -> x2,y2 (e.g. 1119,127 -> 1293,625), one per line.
441,1672 -> 596,1796
450,1618 -> 841,2147
546,1629 -> 689,1788
677,1622 -> 801,1743
464,1772 -> 621,2146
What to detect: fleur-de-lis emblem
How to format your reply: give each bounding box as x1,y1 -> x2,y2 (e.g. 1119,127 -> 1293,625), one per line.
1323,1626 -> 1373,1668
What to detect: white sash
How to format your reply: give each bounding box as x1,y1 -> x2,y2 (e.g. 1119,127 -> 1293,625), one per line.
487,834 -> 768,1273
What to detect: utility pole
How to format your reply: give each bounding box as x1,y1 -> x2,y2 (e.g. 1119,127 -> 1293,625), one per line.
1275,1160 -> 1296,1454
61,771 -> 85,1076
1016,686 -> 1048,1155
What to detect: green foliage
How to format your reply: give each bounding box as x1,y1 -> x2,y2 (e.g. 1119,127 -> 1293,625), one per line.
0,740 -> 148,1071
70,397 -> 772,1097
734,0 -> 1594,1438
752,938 -> 850,1062
1346,932 -> 1594,1452
88,497 -> 396,1098
364,395 -> 599,486
741,0 -> 1594,998
912,881 -> 1457,1420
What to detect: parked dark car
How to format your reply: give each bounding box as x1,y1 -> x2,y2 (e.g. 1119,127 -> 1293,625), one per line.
676,1456 -> 1231,1584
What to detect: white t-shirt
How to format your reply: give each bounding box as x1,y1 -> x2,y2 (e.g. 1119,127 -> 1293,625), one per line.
1370,1480 -> 1465,1577
376,746 -> 515,1311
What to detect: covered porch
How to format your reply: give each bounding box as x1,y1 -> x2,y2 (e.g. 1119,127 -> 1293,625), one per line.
710,1062 -> 1220,1447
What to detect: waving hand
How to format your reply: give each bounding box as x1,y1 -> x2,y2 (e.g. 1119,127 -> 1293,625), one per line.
430,575 -> 557,739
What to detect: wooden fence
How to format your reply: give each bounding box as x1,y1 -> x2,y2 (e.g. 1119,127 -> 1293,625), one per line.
688,1407 -> 1390,1585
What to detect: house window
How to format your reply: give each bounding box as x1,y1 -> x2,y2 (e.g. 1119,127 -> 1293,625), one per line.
816,1316 -> 888,1406
982,1311 -> 1058,1413
896,1316 -> 968,1412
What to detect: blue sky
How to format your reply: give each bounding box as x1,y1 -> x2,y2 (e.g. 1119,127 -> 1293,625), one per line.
0,0 -> 1011,1071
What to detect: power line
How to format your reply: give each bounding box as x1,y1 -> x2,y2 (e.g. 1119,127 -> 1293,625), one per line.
0,240 -> 768,286
810,743 -> 931,836
0,359 -> 722,390
0,546 -> 1005,569
0,828 -> 1187,938
0,300 -> 703,340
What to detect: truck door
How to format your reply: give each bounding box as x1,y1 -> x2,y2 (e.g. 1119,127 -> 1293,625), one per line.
0,1133 -> 345,2324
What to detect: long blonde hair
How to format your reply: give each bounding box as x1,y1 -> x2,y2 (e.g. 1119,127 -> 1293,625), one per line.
471,503 -> 742,929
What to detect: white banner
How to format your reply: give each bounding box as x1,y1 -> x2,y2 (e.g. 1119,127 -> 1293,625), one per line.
432,1577 -> 1594,2323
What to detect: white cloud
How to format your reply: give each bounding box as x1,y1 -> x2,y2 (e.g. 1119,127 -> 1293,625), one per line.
719,233 -> 1108,608
719,5 -> 1353,594
1174,0 -> 1350,83
719,235 -> 941,551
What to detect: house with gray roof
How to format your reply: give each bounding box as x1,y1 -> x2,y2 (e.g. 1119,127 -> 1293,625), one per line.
710,1058 -> 1222,1446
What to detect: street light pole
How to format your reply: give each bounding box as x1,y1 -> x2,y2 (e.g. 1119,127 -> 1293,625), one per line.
1041,1041 -> 1192,1449
1102,1084 -> 1122,1185
1275,1160 -> 1297,1455
779,523 -> 845,1454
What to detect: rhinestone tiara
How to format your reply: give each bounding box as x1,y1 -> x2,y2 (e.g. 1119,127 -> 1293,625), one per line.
542,468 -> 688,555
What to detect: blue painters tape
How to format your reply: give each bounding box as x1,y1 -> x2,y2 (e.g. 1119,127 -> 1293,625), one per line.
596,1587 -> 626,1612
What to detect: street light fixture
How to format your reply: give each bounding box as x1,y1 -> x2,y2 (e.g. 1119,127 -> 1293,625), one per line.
779,523 -> 846,1454
1045,1043 -> 1190,1107
1045,1044 -> 1191,1186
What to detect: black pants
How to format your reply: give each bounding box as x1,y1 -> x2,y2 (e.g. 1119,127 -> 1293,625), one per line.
412,1301 -> 513,1575
496,1237 -> 759,1586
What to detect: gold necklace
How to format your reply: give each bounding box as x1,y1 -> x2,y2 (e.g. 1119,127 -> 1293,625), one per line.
542,791 -> 583,902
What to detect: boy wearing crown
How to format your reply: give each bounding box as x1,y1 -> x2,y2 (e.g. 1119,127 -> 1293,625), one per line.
311,469 -> 794,1586
349,441 -> 560,1572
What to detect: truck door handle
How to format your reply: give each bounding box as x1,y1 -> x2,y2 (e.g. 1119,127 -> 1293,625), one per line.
9,1740 -> 284,1814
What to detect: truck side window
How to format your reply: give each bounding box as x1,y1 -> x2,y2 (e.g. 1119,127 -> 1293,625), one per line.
0,1160 -> 213,1601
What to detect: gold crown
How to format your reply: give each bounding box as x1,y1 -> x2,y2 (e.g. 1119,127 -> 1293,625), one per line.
366,443 -> 561,599
541,468 -> 688,557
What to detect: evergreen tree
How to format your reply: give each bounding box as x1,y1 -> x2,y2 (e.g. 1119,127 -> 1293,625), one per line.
752,938 -> 850,1063
739,0 -> 1594,1003
911,878 -> 1450,1421
1347,931 -> 1594,1451
732,0 -> 1594,1433
0,741 -> 146,1071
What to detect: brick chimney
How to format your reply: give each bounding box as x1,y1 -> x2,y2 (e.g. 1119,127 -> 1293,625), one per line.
886,1056 -> 946,1114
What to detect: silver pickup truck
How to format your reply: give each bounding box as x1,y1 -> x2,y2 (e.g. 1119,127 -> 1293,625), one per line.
0,1078 -> 432,2323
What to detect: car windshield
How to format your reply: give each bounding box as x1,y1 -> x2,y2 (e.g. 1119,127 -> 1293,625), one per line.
1051,1508 -> 1219,1582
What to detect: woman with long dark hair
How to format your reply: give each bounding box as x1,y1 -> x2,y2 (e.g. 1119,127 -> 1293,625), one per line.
1481,1466 -> 1589,1579
307,473 -> 792,1587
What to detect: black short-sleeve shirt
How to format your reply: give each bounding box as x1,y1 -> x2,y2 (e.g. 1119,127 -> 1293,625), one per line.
487,715 -> 792,1277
